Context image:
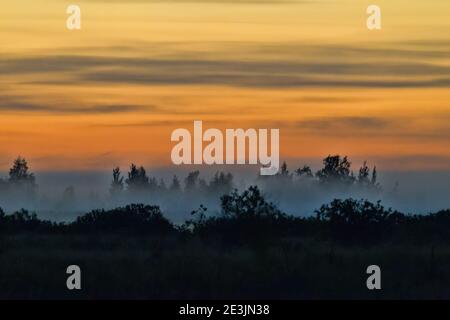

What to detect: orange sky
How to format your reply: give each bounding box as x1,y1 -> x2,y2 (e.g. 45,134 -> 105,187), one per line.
0,0 -> 449,171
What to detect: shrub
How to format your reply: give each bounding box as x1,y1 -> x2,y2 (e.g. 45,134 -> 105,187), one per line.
187,186 -> 301,245
0,208 -> 54,233
71,204 -> 174,235
316,198 -> 404,244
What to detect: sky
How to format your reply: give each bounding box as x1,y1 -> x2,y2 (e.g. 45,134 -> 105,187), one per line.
0,0 -> 449,172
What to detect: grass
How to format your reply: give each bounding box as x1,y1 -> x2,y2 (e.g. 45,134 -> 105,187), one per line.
1,234 -> 450,299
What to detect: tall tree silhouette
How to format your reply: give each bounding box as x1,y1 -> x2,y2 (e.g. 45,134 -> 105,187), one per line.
110,167 -> 124,196
221,186 -> 283,218
357,161 -> 370,185
295,165 -> 313,178
9,157 -> 35,184
126,164 -> 150,191
357,161 -> 379,190
279,162 -> 290,177
316,155 -> 354,185
276,161 -> 293,184
184,171 -> 200,192
371,166 -> 378,186
8,156 -> 37,197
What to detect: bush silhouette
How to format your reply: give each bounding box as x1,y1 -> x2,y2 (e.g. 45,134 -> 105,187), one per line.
316,198 -> 404,244
71,204 -> 174,235
0,208 -> 54,233
187,186 -> 299,245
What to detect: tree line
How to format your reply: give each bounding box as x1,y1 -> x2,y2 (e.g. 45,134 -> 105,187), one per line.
0,154 -> 381,200
109,154 -> 381,196
1,183 -> 450,246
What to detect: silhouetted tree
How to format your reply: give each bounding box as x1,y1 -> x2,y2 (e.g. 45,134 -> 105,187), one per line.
184,171 -> 200,191
276,161 -> 293,183
316,155 -> 355,186
221,186 -> 284,219
72,204 -> 174,234
188,186 -> 289,245
110,167 -> 124,196
9,157 -> 34,183
357,161 -> 371,186
295,165 -> 313,178
357,162 -> 380,190
7,156 -> 37,197
279,162 -> 290,176
371,166 -> 378,186
0,208 -> 54,233
316,198 -> 404,244
126,164 -> 150,191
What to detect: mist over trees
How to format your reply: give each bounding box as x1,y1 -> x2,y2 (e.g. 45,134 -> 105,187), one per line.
101,155 -> 382,220
3,184 -> 450,247
256,155 -> 381,215
259,155 -> 379,189
2,181 -> 450,300
0,157 -> 37,201
0,154 -> 409,222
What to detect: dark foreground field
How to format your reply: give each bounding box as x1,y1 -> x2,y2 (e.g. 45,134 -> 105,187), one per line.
1,233 -> 450,299
2,186 -> 450,299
